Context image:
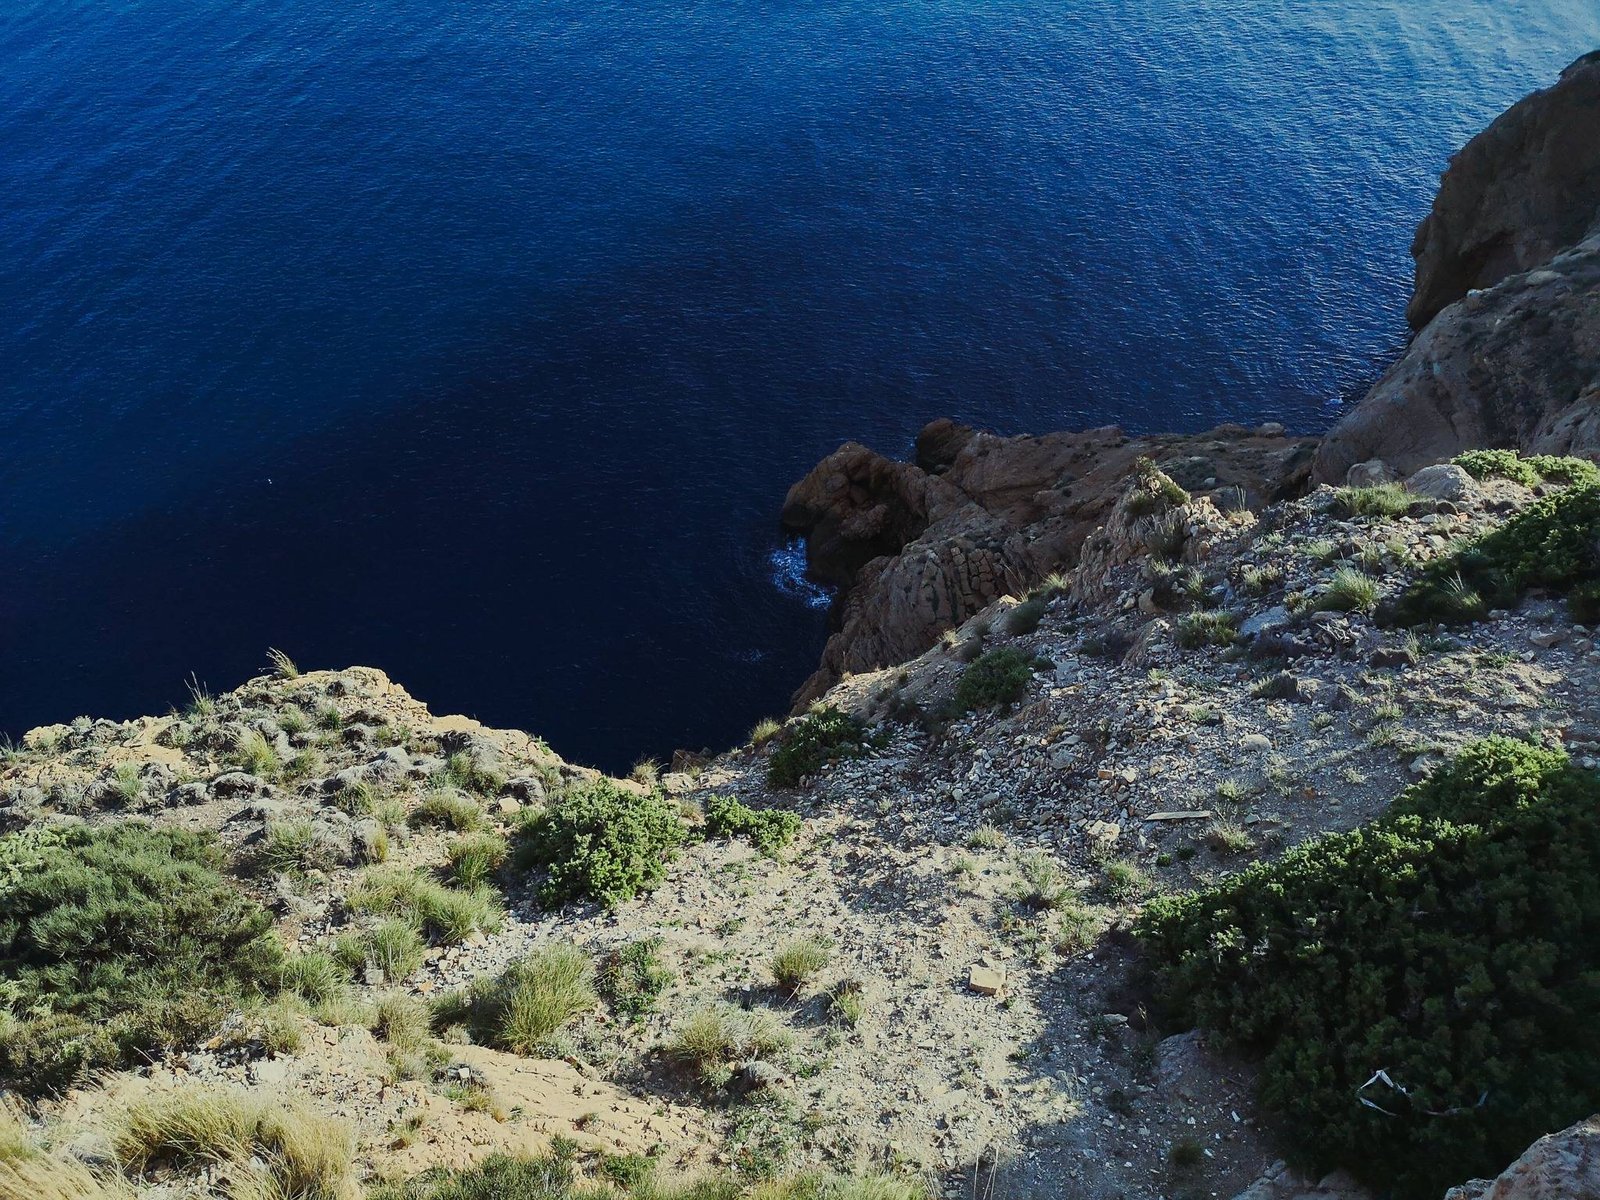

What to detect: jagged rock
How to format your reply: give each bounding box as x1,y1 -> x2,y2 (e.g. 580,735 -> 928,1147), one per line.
782,420 -> 1316,704
1409,52 -> 1600,331
1240,606 -> 1293,639
212,770 -> 266,799
1316,52 -> 1600,483
1230,1161 -> 1371,1200
1315,231 -> 1600,482
1444,1115 -> 1600,1200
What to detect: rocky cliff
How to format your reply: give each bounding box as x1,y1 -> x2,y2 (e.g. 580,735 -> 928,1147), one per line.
782,419 -> 1315,705
1314,52 -> 1600,482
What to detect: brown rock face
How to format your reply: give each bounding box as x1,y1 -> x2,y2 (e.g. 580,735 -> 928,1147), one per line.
1408,52 -> 1600,332
1314,232 -> 1600,483
1315,52 -> 1600,484
1443,1114 -> 1600,1200
781,419 -> 1314,705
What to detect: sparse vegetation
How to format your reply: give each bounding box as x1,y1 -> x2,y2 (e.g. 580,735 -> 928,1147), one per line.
1394,482 -> 1600,624
1013,850 -> 1069,909
750,717 -> 783,747
597,937 -> 673,1019
445,831 -> 508,889
265,647 -> 301,679
1100,859 -> 1150,902
230,728 -> 281,779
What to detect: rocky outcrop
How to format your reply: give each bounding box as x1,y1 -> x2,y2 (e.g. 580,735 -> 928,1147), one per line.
1314,231 -> 1600,483
1444,1115 -> 1600,1200
1314,52 -> 1600,485
781,419 -> 1315,704
1408,52 -> 1600,332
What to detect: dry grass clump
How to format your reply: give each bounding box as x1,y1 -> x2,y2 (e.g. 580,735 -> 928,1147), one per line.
410,787 -> 488,832
113,1087 -> 355,1200
0,1105 -> 132,1200
346,867 -> 501,944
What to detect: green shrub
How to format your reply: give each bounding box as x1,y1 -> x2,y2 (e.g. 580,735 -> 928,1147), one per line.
1527,454 -> 1600,486
1137,738 -> 1600,1199
598,937 -> 673,1020
1003,594 -> 1049,635
0,823 -> 281,1094
436,752 -> 506,798
1455,448 -> 1541,486
514,779 -> 685,908
953,647 -> 1037,711
462,945 -> 596,1056
1393,482 -> 1600,624
1123,459 -> 1191,517
704,794 -> 802,856
766,707 -> 877,788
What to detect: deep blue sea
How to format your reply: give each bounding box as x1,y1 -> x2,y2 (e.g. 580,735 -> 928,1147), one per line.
2,2 -> 1596,770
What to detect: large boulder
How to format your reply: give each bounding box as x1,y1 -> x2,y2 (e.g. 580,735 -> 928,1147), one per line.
1444,1115 -> 1600,1200
1408,52 -> 1600,332
781,419 -> 1314,704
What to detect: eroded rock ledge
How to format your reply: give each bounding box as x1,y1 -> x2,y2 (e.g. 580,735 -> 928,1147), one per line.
781,418 -> 1315,705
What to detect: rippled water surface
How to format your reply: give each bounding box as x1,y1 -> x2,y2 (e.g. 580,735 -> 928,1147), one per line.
2,1 -> 1596,767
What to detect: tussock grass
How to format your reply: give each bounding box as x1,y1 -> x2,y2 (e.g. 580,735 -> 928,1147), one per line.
346,867 -> 501,944
446,832 -> 508,889
1317,567 -> 1379,614
769,936 -> 831,997
0,1106 -> 132,1199
232,729 -> 281,779
462,945 -> 596,1056
333,918 -> 424,983
266,648 -> 301,680
410,788 -> 488,833
1174,610 -> 1237,649
667,1004 -> 793,1086
749,717 -> 783,747
114,1087 -> 354,1200
1013,850 -> 1069,910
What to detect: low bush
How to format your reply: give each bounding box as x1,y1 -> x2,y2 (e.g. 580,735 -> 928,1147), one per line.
515,778 -> 685,908
953,647 -> 1037,711
767,707 -> 877,788
1455,448 -> 1600,488
1137,738 -> 1600,1199
598,937 -> 674,1019
1392,482 -> 1600,624
704,794 -> 801,856
1003,594 -> 1049,635
0,823 -> 281,1095
459,945 -> 596,1056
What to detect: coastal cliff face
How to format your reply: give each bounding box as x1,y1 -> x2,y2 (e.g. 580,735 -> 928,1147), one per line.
1407,51 -> 1600,331
782,419 -> 1315,705
1315,52 -> 1600,483
8,54 -> 1600,1200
